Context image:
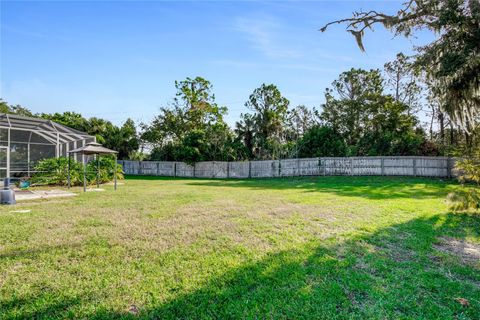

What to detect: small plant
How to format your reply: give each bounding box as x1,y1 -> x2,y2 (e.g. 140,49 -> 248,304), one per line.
86,156 -> 124,184
447,189 -> 480,211
31,157 -> 83,186
31,156 -> 123,186
447,151 -> 480,212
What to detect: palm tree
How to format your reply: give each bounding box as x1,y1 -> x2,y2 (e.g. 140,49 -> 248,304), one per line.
235,113 -> 256,159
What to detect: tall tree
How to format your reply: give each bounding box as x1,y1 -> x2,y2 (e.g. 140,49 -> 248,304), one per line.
321,69 -> 426,156
287,105 -> 315,137
142,77 -> 233,162
244,84 -> 290,159
235,113 -> 256,159
384,53 -> 422,115
321,69 -> 384,147
320,0 -> 480,132
297,125 -> 348,157
103,118 -> 140,160
0,99 -> 34,117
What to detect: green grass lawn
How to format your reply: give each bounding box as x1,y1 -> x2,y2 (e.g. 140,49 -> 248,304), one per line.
0,176 -> 479,319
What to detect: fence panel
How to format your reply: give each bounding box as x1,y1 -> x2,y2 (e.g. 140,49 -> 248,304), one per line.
195,161 -> 214,178
298,158 -> 321,176
157,161 -> 175,176
280,159 -> 299,177
415,157 -> 449,177
324,157 -> 351,175
121,160 -> 139,175
139,161 -> 158,176
383,157 -> 414,176
280,158 -> 320,176
175,162 -> 194,177
213,162 -> 229,178
353,157 -> 382,176
119,156 -> 456,179
251,160 -> 280,178
229,161 -> 250,178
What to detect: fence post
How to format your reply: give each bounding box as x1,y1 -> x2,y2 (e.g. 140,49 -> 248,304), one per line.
297,158 -> 300,177
413,158 -> 417,177
227,162 -> 230,179
278,160 -> 281,177
350,157 -> 354,176
381,157 -> 385,176
193,162 -> 196,178
447,157 -> 452,179
138,161 -> 142,175
174,162 -> 177,178
323,158 -> 327,176
157,162 -> 160,176
248,161 -> 252,178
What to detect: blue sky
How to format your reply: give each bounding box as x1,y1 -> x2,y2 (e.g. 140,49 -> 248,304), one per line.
0,1 -> 434,126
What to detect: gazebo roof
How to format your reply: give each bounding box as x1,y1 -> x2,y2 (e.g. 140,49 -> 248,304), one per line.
68,142 -> 118,155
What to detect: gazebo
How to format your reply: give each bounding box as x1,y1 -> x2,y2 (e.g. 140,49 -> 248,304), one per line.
68,142 -> 118,192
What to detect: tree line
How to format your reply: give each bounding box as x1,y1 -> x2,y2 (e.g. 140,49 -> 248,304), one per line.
1,1 -> 477,163
1,60 -> 478,163
141,70 -> 477,164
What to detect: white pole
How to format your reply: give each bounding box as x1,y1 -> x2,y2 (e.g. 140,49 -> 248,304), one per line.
27,142 -> 30,177
67,153 -> 71,189
114,154 -> 117,191
73,140 -> 77,162
56,133 -> 60,157
83,154 -> 87,192
82,140 -> 85,165
96,154 -> 99,188
7,128 -> 10,178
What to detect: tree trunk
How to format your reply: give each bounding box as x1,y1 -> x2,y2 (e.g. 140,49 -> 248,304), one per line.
438,111 -> 445,146
429,106 -> 435,140
449,122 -> 454,146
465,132 -> 471,152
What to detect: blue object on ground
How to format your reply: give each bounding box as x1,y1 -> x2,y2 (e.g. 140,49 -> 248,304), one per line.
19,181 -> 30,189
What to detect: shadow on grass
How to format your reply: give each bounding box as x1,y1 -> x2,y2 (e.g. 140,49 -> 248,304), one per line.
177,175 -> 456,200
0,294 -> 82,319
0,242 -> 84,260
4,212 -> 477,319
85,212 -> 477,319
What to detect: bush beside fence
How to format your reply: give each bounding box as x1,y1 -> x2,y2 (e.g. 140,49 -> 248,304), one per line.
118,156 -> 456,179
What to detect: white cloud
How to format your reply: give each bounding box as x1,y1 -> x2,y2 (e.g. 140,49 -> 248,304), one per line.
233,15 -> 302,59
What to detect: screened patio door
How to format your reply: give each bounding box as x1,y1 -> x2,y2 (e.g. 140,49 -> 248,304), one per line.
0,146 -> 8,179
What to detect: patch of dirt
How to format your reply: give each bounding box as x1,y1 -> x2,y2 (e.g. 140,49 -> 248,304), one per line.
434,237 -> 480,265
15,189 -> 77,201
128,304 -> 139,315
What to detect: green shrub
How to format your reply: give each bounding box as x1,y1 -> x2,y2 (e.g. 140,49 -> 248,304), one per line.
31,156 -> 123,186
31,157 -> 83,186
447,189 -> 480,212
456,158 -> 480,186
448,152 -> 480,213
86,156 -> 124,184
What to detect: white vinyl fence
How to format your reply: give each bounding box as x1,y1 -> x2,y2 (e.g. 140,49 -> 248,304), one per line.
118,156 -> 456,179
